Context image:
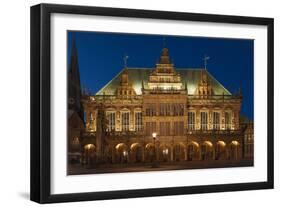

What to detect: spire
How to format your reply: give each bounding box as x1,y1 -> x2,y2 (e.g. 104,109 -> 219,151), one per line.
68,33 -> 84,122
69,34 -> 81,86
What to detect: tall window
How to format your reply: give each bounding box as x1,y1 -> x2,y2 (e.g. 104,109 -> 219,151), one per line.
213,112 -> 220,130
145,122 -> 156,135
135,112 -> 142,131
121,112 -> 130,131
89,112 -> 94,128
179,104 -> 184,116
174,121 -> 184,135
160,122 -> 170,136
200,112 -> 208,130
145,104 -> 156,116
225,112 -> 231,130
90,112 -> 94,121
160,103 -> 165,116
172,104 -> 184,116
188,112 -> 195,130
159,103 -> 172,116
107,112 -> 115,131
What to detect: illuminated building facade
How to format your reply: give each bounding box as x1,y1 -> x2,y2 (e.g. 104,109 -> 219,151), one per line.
68,40 -> 254,169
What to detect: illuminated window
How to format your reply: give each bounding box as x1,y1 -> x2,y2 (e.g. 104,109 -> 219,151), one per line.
89,112 -> 94,128
121,112 -> 130,131
135,112 -> 142,131
107,112 -> 115,131
213,112 -> 220,130
71,137 -> 80,145
225,112 -> 231,130
200,112 -> 208,130
188,112 -> 195,130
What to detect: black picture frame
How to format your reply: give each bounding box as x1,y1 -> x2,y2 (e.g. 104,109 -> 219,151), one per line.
30,3 -> 274,204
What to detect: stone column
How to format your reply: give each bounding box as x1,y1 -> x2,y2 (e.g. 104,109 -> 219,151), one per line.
184,148 -> 187,160
130,107 -> 134,131
142,148 -> 145,162
170,146 -> 174,161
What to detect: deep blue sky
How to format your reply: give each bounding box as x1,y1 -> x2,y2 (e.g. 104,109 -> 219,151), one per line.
67,31 -> 254,120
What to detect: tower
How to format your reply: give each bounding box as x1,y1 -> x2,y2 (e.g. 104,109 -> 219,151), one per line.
68,35 -> 84,122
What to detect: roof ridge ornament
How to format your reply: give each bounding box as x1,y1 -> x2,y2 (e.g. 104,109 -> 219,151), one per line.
123,54 -> 129,68
203,55 -> 210,70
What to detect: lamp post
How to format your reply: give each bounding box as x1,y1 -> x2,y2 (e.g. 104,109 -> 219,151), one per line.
152,132 -> 158,168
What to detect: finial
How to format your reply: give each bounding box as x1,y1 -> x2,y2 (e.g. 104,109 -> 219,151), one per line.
123,54 -> 129,68
203,55 -> 210,70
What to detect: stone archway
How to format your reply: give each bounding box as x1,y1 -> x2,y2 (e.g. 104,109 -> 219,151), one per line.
229,141 -> 240,160
174,143 -> 186,162
159,144 -> 171,162
215,141 -> 227,160
201,141 -> 214,161
130,143 -> 144,163
115,143 -> 128,163
187,141 -> 200,161
84,144 -> 96,165
145,143 -> 155,162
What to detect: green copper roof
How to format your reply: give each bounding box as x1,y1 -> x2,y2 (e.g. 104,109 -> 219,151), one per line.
96,68 -> 231,96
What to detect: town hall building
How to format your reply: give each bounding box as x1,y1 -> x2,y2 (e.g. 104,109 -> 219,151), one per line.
68,38 -> 254,171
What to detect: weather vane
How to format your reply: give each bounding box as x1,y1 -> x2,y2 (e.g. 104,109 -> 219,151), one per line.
123,54 -> 129,68
203,55 -> 210,70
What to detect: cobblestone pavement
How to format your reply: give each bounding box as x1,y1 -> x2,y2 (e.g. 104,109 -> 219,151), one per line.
68,159 -> 253,175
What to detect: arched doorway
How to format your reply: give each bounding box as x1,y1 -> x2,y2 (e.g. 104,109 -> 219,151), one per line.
130,143 -> 143,163
229,141 -> 240,160
84,144 -> 96,165
201,141 -> 214,161
145,143 -> 155,162
159,144 -> 171,162
115,143 -> 128,163
174,143 -> 186,161
215,141 -> 227,160
187,141 -> 200,161
104,146 -> 113,163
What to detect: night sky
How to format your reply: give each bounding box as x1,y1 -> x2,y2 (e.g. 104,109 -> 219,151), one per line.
67,31 -> 254,120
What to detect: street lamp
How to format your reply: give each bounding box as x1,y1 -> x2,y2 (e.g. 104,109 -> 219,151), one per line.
152,132 -> 158,168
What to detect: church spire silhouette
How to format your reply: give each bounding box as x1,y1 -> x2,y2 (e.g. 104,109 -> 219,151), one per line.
68,34 -> 84,122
